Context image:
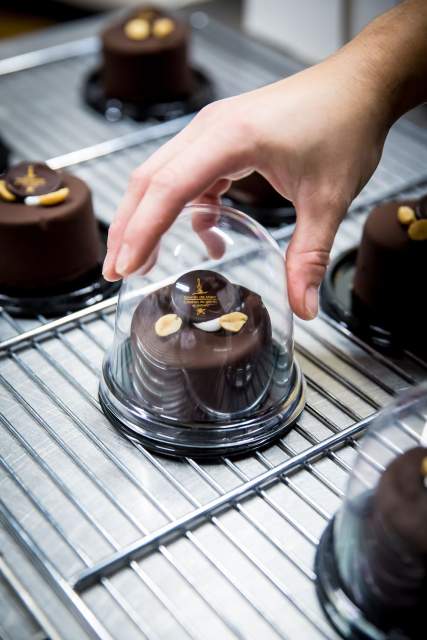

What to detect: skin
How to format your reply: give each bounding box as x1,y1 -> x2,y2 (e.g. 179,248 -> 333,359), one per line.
103,0 -> 427,320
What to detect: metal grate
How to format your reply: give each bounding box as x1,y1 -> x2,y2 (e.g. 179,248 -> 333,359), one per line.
1,13 -> 427,640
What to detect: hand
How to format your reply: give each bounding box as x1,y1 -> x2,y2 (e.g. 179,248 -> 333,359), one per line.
103,52 -> 390,319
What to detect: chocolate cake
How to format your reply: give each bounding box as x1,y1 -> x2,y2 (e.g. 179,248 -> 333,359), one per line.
347,447 -> 427,637
100,6 -> 193,105
130,270 -> 274,421
227,172 -> 291,209
0,162 -> 102,292
352,199 -> 426,356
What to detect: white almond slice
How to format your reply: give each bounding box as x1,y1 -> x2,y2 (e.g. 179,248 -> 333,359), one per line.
155,314 -> 182,337
219,312 -> 248,333
193,318 -> 221,332
24,196 -> 40,206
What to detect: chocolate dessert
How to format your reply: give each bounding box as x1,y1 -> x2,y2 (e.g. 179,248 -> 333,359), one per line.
352,199 -> 426,356
0,162 -> 102,292
130,270 -> 274,421
346,447 -> 427,637
226,172 -> 294,226
100,6 -> 193,105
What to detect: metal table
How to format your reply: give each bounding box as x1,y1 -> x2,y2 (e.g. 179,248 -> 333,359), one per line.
0,10 -> 426,640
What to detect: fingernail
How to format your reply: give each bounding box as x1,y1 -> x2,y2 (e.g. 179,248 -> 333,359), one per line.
115,244 -> 132,276
102,254 -> 114,280
305,285 -> 319,319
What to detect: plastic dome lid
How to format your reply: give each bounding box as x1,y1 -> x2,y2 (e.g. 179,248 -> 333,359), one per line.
99,203 -> 305,458
316,382 -> 427,640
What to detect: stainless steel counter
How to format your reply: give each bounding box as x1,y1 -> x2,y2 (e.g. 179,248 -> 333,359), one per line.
0,10 -> 426,640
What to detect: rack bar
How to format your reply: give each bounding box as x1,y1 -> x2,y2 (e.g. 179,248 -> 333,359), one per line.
74,413 -> 374,592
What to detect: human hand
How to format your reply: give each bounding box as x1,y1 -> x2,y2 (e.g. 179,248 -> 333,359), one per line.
103,53 -> 389,319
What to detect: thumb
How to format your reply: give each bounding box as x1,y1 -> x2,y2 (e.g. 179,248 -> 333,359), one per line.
286,197 -> 345,320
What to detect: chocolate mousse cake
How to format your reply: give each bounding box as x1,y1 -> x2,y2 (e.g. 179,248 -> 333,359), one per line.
352,199 -> 426,357
349,447 -> 427,637
100,6 -> 193,105
0,162 -> 102,292
130,270 -> 274,421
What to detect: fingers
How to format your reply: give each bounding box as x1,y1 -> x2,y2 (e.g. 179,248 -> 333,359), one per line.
191,178 -> 231,260
103,116 -> 206,281
114,129 -> 250,278
286,194 -> 346,320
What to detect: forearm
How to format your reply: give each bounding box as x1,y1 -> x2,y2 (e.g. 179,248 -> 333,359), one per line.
336,0 -> 427,126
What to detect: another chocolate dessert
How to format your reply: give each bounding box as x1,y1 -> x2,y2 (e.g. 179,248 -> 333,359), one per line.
348,447 -> 427,637
100,6 -> 193,105
130,270 -> 274,421
352,199 -> 426,356
226,172 -> 294,226
0,162 -> 102,292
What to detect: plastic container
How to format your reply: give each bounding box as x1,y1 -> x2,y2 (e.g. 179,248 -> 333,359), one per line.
99,203 -> 305,458
316,383 -> 427,640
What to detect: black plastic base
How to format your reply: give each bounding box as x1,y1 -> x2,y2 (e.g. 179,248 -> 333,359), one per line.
83,67 -> 215,123
320,247 -> 424,357
223,196 -> 296,228
0,221 -> 121,318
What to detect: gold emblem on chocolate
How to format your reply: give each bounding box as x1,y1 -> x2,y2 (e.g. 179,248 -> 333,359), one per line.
152,17 -> 175,38
184,277 -> 219,317
14,164 -> 46,194
155,314 -> 182,337
219,312 -> 248,333
124,18 -> 150,41
397,205 -> 416,226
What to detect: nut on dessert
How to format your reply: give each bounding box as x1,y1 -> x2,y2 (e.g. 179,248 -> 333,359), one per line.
0,180 -> 16,202
25,187 -> 70,207
124,18 -> 150,40
155,313 -> 182,337
219,312 -> 248,333
397,205 -> 416,225
408,219 -> 427,241
152,17 -> 175,38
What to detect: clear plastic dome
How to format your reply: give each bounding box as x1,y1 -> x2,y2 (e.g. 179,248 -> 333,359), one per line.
316,382 -> 427,640
99,203 -> 305,457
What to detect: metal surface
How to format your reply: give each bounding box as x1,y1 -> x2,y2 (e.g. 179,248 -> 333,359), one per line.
0,11 -> 426,640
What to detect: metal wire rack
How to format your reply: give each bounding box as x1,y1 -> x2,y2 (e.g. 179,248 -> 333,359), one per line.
0,11 -> 427,640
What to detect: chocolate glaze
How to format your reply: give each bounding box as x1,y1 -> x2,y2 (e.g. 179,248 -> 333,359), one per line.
352,200 -> 426,358
130,272 -> 274,420
0,172 -> 102,291
101,6 -> 193,104
347,447 -> 427,637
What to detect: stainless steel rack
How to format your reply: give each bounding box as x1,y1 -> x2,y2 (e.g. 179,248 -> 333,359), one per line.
0,11 -> 426,640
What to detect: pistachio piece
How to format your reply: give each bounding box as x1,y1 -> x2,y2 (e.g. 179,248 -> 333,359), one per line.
397,205 -> 416,226
152,17 -> 175,38
0,179 -> 16,202
219,312 -> 248,333
124,18 -> 150,40
194,318 -> 221,332
25,187 -> 70,207
155,314 -> 182,337
408,219 -> 427,241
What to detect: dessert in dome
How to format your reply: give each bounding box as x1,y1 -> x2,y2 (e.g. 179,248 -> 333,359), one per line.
130,269 -> 274,421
